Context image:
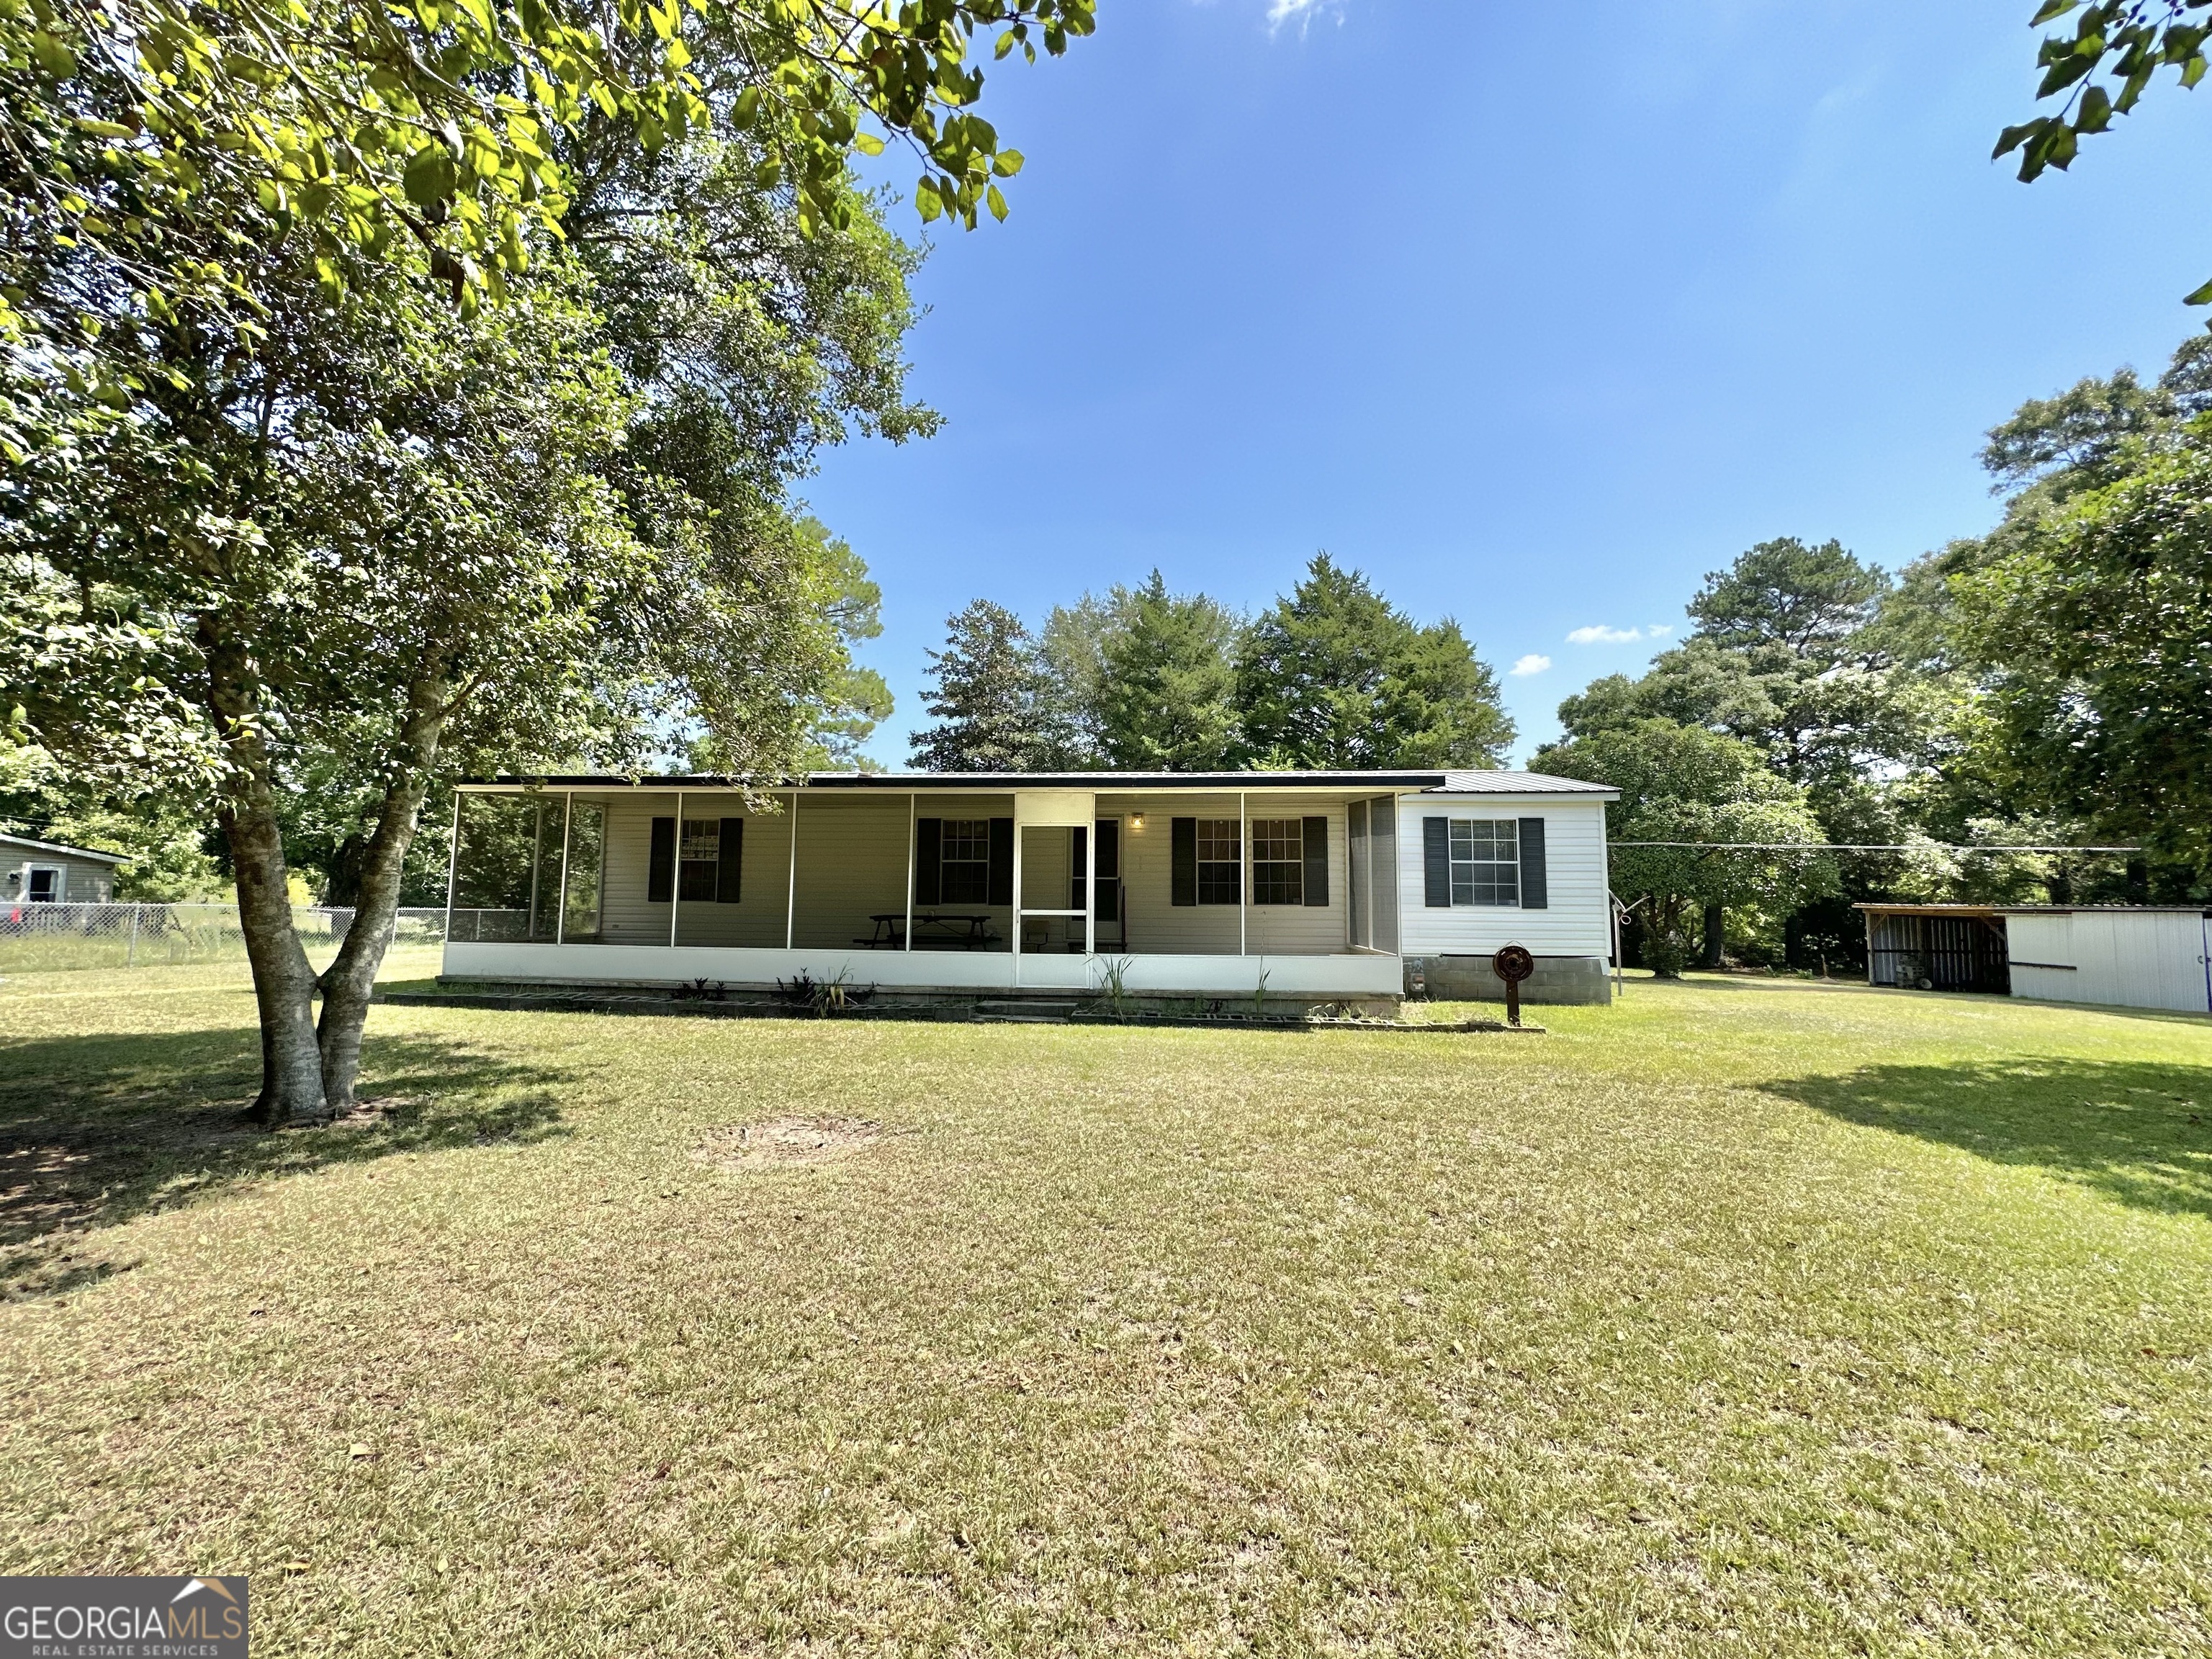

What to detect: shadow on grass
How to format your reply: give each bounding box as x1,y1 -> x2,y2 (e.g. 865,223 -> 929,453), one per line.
1768,1057 -> 2212,1222
0,1024 -> 568,1298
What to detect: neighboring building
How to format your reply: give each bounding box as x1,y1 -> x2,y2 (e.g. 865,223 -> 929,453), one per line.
1860,903 -> 2212,1015
439,770 -> 1621,1007
0,832 -> 127,905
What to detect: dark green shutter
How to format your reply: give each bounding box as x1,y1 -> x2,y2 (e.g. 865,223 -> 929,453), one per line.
988,817 -> 1014,906
1096,819 -> 1120,922
648,816 -> 675,902
716,818 -> 743,903
914,818 -> 941,906
1422,817 -> 1449,907
1302,815 -> 1328,907
1517,817 -> 1548,909
1171,817 -> 1197,907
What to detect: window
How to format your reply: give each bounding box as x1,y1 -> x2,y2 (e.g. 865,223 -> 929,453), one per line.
940,819 -> 992,904
26,867 -> 59,902
1251,819 -> 1303,906
678,819 -> 719,902
1449,819 -> 1519,906
1197,819 -> 1241,905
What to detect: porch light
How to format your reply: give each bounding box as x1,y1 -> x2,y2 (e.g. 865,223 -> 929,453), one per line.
1129,813 -> 1146,831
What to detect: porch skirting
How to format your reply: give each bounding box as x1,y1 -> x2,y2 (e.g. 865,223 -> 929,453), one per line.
439,941 -> 1403,999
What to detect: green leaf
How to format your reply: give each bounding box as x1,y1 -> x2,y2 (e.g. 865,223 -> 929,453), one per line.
2030,0 -> 2078,24
992,148 -> 1024,176
854,131 -> 885,156
30,30 -> 77,76
2184,274 -> 2212,305
915,176 -> 942,222
986,182 -> 1007,220
403,144 -> 452,206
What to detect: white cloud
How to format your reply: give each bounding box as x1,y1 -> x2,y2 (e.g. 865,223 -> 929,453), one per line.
1509,653 -> 1552,678
1565,624 -> 1643,645
1267,0 -> 1336,31
1647,624 -> 1673,638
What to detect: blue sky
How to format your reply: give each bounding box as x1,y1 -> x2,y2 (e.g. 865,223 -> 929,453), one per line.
807,0 -> 2212,767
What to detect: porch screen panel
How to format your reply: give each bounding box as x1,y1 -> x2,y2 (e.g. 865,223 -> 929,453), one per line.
1370,798 -> 1398,952
1347,801 -> 1369,947
563,803 -> 605,941
1172,817 -> 1197,907
453,794 -> 544,942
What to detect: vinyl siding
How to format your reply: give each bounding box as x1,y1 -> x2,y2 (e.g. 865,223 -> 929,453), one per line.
1105,793 -> 1350,956
1394,797 -> 1611,958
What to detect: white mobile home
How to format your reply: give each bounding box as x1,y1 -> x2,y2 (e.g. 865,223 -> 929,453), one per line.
439,770 -> 1619,1007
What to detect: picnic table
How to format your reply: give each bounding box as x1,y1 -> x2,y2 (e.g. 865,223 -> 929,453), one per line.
860,912 -> 998,950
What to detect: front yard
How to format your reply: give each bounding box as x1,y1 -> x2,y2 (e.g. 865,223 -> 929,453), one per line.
2,965 -> 2208,1655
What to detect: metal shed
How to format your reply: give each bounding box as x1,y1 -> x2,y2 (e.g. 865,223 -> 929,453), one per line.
1859,903 -> 2212,1015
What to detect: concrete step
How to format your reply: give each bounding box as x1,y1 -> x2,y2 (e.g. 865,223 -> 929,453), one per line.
973,999 -> 1079,1024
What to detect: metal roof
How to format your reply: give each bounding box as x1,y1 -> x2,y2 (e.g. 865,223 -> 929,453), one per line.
0,831 -> 129,865
1857,902 -> 2212,917
461,768 -> 1617,799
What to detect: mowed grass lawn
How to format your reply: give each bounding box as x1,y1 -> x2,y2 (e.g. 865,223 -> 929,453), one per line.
3,962 -> 2210,1656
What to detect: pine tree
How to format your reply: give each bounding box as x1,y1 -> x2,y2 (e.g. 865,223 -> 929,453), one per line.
1235,555 -> 1514,768
909,601 -> 1063,770
1097,571 -> 1242,770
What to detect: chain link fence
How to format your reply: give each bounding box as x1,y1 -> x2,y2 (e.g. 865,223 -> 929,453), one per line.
0,902 -> 459,972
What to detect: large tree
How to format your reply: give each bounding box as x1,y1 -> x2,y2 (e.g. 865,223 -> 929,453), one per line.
1234,555 -> 1514,769
1952,428 -> 2212,871
1096,572 -> 1241,770
1535,721 -> 1835,977
909,600 -> 1065,771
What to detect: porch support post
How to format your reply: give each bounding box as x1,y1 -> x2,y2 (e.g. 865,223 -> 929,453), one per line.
556,791 -> 573,945
1238,789 -> 1248,956
1084,817 -> 1096,957
904,792 -> 914,952
670,788 -> 683,948
1011,807 -> 1023,987
443,789 -> 461,947
784,788 -> 799,950
526,798 -> 543,943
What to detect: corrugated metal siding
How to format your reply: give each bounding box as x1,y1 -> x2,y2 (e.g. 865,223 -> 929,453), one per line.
1393,798 -> 1611,957
2008,911 -> 2212,1014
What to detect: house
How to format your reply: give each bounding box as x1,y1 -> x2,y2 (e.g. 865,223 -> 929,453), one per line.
0,831 -> 126,904
439,770 -> 1622,1007
1859,902 -> 2212,1015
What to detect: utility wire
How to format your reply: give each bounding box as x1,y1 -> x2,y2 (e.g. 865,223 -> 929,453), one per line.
1611,842 -> 2141,853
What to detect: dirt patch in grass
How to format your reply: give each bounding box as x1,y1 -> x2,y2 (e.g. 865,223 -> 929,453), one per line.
692,1115 -> 889,1172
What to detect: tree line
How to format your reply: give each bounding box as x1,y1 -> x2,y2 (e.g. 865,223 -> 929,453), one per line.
1536,332 -> 2212,974
907,555 -> 1518,773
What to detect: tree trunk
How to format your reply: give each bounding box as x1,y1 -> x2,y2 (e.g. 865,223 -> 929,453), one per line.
201,619 -> 326,1125
315,683 -> 446,1115
225,791 -> 327,1123
1701,903 -> 1725,969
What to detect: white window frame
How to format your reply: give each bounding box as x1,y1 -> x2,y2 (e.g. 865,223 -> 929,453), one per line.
24,863 -> 64,903
1448,819 -> 1519,908
1250,818 -> 1303,907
